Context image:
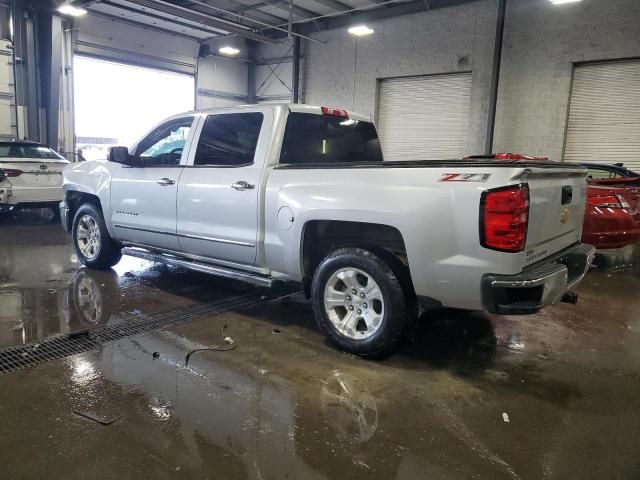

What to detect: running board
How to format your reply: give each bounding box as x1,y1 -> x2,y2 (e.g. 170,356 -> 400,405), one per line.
122,247 -> 277,287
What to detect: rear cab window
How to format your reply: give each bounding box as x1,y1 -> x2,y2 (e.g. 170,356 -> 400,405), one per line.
0,143 -> 67,161
279,112 -> 383,165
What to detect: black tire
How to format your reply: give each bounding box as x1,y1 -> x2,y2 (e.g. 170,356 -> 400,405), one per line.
311,247 -> 415,359
72,203 -> 122,270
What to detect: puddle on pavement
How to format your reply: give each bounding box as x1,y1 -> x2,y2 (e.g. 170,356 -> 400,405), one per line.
0,214 -> 272,348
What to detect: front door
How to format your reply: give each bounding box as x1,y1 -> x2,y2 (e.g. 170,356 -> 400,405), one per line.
177,109 -> 271,265
111,116 -> 197,251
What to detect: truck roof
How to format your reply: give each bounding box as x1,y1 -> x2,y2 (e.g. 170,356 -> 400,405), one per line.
183,103 -> 372,122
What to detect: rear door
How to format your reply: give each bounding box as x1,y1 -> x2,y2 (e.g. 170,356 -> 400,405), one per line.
177,108 -> 272,265
110,116 -> 197,251
524,170 -> 588,266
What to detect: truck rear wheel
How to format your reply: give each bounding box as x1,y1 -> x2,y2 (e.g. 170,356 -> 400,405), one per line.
72,203 -> 122,270
311,247 -> 413,359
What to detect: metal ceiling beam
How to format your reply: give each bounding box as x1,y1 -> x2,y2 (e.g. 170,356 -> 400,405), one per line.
285,0 -> 481,36
176,0 -> 288,25
99,1 -> 228,35
88,7 -> 204,40
124,0 -> 279,42
172,0 -> 324,43
306,0 -> 351,12
236,0 -> 318,20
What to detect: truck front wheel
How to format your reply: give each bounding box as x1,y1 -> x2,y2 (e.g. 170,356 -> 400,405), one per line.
311,247 -> 413,358
72,203 -> 122,270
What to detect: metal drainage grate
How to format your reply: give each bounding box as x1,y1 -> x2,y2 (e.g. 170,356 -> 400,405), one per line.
0,285 -> 299,374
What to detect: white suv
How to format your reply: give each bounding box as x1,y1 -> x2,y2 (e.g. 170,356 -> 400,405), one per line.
0,141 -> 70,214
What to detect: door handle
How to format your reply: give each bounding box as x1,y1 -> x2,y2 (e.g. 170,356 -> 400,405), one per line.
157,178 -> 175,186
231,181 -> 255,191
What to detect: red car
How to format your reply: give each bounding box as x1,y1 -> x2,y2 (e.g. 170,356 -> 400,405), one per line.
583,183 -> 640,249
478,154 -> 640,250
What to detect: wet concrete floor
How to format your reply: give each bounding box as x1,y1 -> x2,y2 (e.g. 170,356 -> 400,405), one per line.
0,209 -> 639,479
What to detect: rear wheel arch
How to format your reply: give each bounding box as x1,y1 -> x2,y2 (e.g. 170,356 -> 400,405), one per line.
300,220 -> 415,298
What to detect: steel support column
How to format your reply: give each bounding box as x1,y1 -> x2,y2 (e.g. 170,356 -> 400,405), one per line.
24,10 -> 40,141
484,0 -> 506,155
47,14 -> 62,150
292,35 -> 301,103
247,40 -> 257,104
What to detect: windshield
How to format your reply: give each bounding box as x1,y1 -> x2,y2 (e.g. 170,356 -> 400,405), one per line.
0,143 -> 67,161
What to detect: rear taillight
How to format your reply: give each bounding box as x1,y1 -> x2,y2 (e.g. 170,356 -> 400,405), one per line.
1,169 -> 22,177
587,190 -> 626,208
321,106 -> 349,119
480,184 -> 530,252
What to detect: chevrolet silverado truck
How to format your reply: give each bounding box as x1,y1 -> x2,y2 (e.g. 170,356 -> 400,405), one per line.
60,104 -> 595,357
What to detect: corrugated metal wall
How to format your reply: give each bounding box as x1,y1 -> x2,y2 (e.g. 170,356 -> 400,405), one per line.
564,60 -> 640,171
377,73 -> 472,161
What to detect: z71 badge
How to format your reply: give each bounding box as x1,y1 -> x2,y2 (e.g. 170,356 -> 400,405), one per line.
439,173 -> 491,182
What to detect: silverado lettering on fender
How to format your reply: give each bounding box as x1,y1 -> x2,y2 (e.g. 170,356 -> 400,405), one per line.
60,104 -> 595,358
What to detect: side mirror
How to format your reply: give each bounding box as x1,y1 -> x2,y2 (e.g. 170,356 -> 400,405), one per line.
0,170 -> 6,181
108,146 -> 133,165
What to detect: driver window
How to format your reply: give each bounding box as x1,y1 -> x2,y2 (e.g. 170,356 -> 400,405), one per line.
137,117 -> 193,167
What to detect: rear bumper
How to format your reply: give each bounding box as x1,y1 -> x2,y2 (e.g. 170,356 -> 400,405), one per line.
0,201 -> 60,213
482,243 -> 596,315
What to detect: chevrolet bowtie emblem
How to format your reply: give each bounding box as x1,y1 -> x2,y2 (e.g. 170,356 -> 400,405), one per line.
560,208 -> 570,224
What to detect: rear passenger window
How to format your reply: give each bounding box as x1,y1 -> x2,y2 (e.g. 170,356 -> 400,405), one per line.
279,113 -> 383,165
194,113 -> 264,167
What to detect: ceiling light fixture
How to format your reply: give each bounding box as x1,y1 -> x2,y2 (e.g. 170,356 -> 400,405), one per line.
348,25 -> 374,37
549,0 -> 582,4
218,46 -> 240,56
58,4 -> 88,16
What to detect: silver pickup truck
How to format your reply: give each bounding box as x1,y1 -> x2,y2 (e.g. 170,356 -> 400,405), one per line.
61,104 -> 595,357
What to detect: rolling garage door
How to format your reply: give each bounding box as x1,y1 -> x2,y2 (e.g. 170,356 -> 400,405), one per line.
377,73 -> 471,161
564,61 -> 640,171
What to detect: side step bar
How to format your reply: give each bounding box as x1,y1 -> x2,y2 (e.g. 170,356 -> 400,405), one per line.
122,247 -> 277,287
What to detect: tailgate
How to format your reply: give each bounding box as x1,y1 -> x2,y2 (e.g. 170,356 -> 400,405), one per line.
524,169 -> 588,266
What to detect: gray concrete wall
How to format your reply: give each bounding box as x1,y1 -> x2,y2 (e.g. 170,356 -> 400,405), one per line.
302,0 -> 497,156
293,0 -> 639,159
494,0 -> 640,160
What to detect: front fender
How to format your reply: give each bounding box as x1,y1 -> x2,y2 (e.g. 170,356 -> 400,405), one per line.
63,160 -> 115,235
